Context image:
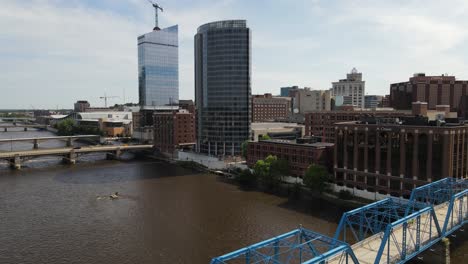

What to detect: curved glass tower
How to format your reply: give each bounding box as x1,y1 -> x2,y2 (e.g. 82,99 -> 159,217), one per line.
195,20 -> 252,156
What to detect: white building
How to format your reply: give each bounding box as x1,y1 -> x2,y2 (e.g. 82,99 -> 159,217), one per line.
291,88 -> 331,113
332,68 -> 365,108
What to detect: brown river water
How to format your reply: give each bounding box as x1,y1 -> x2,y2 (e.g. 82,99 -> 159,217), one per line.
0,127 -> 466,263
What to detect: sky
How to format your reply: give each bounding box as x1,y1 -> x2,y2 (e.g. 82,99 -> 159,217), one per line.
1,0 -> 468,109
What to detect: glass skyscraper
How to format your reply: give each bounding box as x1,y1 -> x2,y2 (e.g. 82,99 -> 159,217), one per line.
138,25 -> 179,109
195,20 -> 251,156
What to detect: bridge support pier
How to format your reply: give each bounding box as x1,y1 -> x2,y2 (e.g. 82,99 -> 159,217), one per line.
442,238 -> 450,264
106,148 -> 122,160
66,138 -> 72,147
62,150 -> 77,165
24,127 -> 27,131
9,155 -> 21,170
3,127 -> 6,132
33,139 -> 39,149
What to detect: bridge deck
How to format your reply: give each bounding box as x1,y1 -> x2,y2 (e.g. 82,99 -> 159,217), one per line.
0,135 -> 100,143
328,197 -> 466,264
0,145 -> 153,159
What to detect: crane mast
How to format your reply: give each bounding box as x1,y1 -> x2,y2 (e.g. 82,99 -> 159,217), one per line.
146,0 -> 163,30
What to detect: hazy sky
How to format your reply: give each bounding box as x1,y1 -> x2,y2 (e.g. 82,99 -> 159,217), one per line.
1,0 -> 468,109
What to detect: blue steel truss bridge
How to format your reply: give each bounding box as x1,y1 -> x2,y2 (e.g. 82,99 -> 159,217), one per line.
211,177 -> 467,264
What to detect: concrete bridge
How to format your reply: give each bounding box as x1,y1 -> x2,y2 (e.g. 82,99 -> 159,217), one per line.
211,178 -> 467,264
0,144 -> 153,169
0,117 -> 35,123
0,124 -> 49,132
0,135 -> 100,149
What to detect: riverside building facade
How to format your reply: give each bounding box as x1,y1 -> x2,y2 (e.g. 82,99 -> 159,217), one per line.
334,117 -> 468,198
194,20 -> 251,156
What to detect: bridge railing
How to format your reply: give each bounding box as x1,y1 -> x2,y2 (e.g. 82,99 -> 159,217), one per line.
373,205 -> 442,264
210,228 -> 359,264
442,189 -> 468,235
332,197 -> 427,244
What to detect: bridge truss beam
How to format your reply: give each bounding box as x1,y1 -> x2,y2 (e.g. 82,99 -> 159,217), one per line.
210,227 -> 358,264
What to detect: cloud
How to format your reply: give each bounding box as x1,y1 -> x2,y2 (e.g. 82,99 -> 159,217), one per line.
0,0 -> 146,109
1,0 -> 468,108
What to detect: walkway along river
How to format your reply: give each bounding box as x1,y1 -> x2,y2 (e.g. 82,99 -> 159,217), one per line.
0,128 -> 466,263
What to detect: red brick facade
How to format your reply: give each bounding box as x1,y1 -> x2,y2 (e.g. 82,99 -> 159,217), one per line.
334,121 -> 468,197
390,74 -> 468,112
246,140 -> 333,177
153,111 -> 196,152
305,111 -> 412,143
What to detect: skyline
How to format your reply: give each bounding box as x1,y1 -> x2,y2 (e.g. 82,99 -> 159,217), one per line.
1,0 -> 468,109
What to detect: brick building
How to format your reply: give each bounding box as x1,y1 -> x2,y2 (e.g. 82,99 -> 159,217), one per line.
305,110 -> 412,143
252,94 -> 291,122
390,73 -> 468,112
334,118 -> 468,198
246,139 -> 333,177
153,110 -> 196,152
179,99 -> 195,114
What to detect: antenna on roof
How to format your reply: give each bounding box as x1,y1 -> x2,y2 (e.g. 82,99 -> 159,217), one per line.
146,0 -> 163,30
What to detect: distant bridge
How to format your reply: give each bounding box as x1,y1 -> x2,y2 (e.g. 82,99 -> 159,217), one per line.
211,178 -> 467,264
0,124 -> 49,132
0,135 -> 100,149
0,117 -> 35,123
0,144 -> 153,169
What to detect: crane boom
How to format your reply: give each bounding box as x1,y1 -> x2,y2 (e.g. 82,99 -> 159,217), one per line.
99,93 -> 119,108
146,0 -> 163,29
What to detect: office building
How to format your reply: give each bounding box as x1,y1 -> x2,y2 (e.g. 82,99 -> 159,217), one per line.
332,68 -> 365,108
305,110 -> 412,142
74,100 -> 90,112
247,139 -> 333,177
280,86 -> 299,97
364,95 -> 383,109
334,110 -> 467,198
153,110 -> 196,153
138,25 -> 179,108
252,94 -> 291,122
251,122 -> 304,141
179,99 -> 195,114
290,88 -> 331,113
195,20 -> 251,156
390,73 -> 468,112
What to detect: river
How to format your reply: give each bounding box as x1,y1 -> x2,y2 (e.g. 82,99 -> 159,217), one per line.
0,127 -> 466,263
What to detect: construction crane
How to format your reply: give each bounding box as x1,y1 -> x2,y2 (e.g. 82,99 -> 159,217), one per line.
100,93 -> 119,108
146,0 -> 163,30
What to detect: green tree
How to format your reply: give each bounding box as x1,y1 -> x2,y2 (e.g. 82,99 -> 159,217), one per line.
271,158 -> 289,177
253,159 -> 270,178
253,155 -> 285,190
56,119 -> 75,136
237,169 -> 257,187
259,134 -> 271,140
303,164 -> 330,194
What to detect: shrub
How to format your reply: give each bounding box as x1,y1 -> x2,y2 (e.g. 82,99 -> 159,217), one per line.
338,190 -> 354,200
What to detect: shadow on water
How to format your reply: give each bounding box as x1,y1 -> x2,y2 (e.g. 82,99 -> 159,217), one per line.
277,197 -> 350,224
217,177 -> 350,224
53,160 -> 200,184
